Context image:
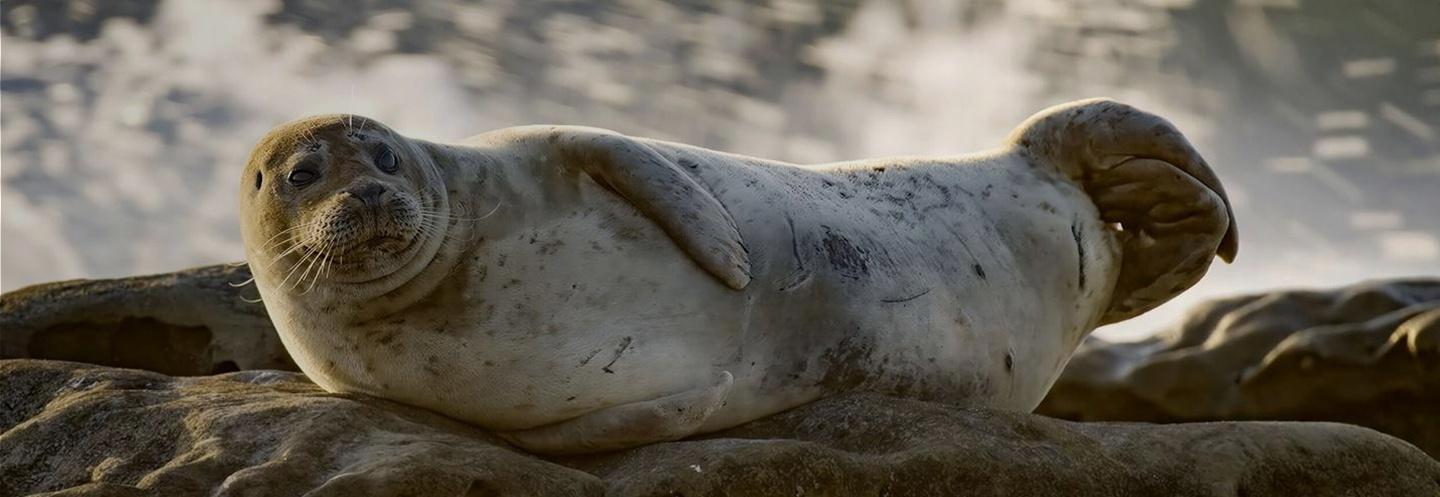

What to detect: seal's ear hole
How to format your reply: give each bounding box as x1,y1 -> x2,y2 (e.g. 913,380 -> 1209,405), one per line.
254,172 -> 263,190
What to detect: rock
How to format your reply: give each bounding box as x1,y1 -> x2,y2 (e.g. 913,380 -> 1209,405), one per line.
1038,279 -> 1440,457
4,360 -> 1437,497
0,264 -> 290,375
0,360 -> 600,497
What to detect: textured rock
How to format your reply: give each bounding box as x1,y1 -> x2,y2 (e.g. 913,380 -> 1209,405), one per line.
0,360 -> 599,497
7,269 -> 1440,463
0,264 -> 290,375
1038,279 -> 1440,457
4,360 -> 1438,497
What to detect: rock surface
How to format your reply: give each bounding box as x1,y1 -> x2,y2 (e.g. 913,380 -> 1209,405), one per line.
1038,279 -> 1440,457
0,264 -> 291,375
6,267 -> 1440,462
3,360 -> 1438,497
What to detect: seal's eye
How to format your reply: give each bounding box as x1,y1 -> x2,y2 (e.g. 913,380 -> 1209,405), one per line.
288,169 -> 319,187
375,144 -> 400,174
254,172 -> 263,190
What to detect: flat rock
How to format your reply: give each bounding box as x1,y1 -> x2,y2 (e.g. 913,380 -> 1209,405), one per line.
3,360 -> 1436,497
1037,279 -> 1440,457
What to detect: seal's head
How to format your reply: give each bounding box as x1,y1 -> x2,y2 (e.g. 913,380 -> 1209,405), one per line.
239,115 -> 448,295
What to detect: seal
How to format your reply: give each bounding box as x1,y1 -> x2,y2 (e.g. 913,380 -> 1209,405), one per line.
239,99 -> 1237,454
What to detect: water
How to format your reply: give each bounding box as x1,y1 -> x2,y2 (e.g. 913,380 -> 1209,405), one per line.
3,0 -> 1437,340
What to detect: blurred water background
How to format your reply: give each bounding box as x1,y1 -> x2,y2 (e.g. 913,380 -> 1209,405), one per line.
2,0 -> 1438,340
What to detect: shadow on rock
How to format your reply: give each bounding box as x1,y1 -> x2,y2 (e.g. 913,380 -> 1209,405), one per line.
0,264 -> 291,375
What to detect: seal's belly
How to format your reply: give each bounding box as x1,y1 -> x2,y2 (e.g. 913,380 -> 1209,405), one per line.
285,196 -> 750,430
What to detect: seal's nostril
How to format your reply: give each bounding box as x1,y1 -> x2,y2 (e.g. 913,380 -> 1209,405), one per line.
348,183 -> 386,207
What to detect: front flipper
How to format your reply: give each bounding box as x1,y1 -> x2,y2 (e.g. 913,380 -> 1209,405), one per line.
547,127 -> 752,290
1009,99 -> 1238,324
496,371 -> 734,455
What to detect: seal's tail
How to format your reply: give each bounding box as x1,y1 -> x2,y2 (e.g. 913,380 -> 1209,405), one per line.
1007,98 -> 1238,324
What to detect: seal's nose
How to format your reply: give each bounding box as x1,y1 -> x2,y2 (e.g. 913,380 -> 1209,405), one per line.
347,183 -> 387,208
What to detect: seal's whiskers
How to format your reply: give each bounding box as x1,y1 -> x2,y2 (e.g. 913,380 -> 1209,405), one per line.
276,248 -> 321,291
293,245 -> 326,292
299,243 -> 333,295
264,238 -> 311,270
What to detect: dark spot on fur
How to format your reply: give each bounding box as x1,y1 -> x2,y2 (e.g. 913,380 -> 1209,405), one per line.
1071,221 -> 1087,289
1004,353 -> 1014,372
973,264 -> 987,280
566,396 -> 577,401
821,227 -> 870,279
614,226 -> 644,241
377,335 -> 396,346
818,335 -> 877,390
881,288 -> 930,304
423,355 -> 443,376
537,239 -> 563,255
601,337 -> 632,374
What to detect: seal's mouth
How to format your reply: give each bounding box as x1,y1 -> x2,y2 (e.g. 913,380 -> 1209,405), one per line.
271,191 -> 430,289
360,235 -> 402,250
335,232 -> 416,257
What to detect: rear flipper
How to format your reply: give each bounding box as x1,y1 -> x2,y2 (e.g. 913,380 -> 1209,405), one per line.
496,371 -> 734,455
1009,98 -> 1238,325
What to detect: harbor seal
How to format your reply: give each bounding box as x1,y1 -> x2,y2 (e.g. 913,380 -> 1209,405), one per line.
239,99 -> 1237,454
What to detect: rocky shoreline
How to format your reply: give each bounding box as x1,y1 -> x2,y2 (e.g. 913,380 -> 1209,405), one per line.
2,266 -> 1438,496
